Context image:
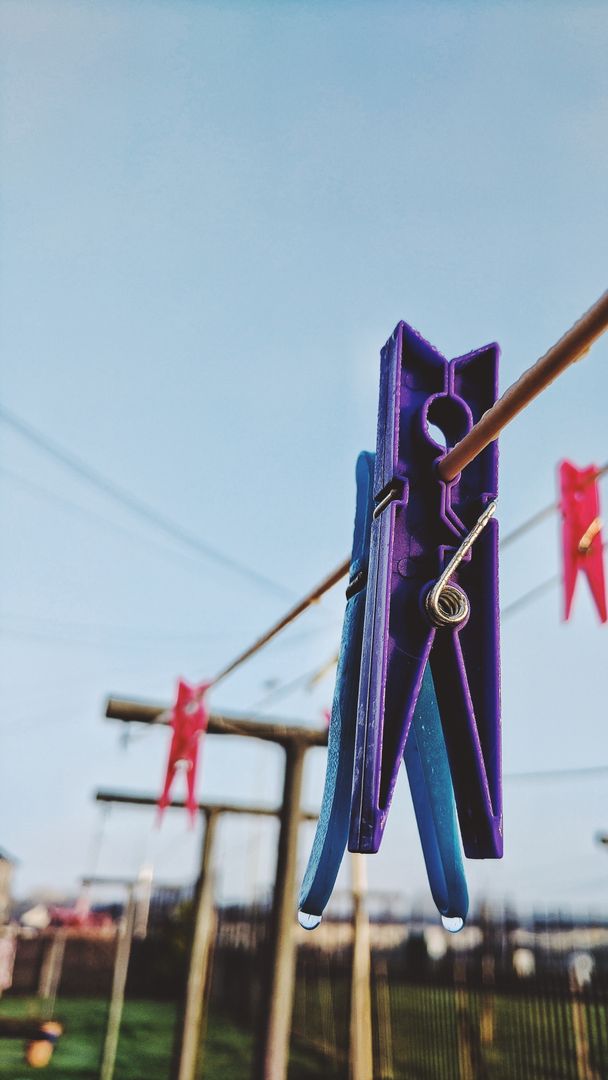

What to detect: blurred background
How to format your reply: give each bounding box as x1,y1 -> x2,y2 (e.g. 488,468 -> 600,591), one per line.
0,2 -> 607,1078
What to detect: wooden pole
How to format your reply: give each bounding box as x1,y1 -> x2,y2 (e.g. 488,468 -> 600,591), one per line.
95,790 -> 317,824
102,704 -> 323,1080
99,887 -> 137,1080
253,741 -> 306,1080
569,962 -> 600,1080
349,853 -> 374,1080
105,699 -> 327,749
95,786 -> 318,1080
174,809 -> 219,1080
38,929 -> 67,1016
454,957 -> 475,1080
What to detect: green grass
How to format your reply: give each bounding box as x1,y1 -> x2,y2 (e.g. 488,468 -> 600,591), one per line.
1,986 -> 606,1079
0,998 -> 256,1080
0,997 -> 341,1080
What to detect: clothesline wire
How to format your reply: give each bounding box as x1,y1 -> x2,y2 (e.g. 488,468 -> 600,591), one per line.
209,294 -> 608,691
211,463 -> 608,692
438,289 -> 608,481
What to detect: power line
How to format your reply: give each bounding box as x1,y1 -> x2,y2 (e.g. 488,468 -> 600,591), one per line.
0,406 -> 293,600
250,664 -> 329,712
0,465 -> 228,579
501,574 -> 560,619
505,765 -> 608,782
210,558 -> 349,687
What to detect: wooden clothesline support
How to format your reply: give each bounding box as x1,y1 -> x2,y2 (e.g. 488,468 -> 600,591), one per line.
103,702 -> 325,1080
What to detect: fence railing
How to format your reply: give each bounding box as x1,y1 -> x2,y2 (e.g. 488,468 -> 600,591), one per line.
209,906 -> 608,1080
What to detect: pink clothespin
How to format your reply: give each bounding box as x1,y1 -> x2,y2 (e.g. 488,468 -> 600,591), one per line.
559,461 -> 607,623
157,679 -> 211,823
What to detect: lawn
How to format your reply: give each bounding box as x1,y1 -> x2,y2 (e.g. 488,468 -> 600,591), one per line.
0,998 -> 257,1080
1,985 -> 606,1079
0,997 -> 341,1080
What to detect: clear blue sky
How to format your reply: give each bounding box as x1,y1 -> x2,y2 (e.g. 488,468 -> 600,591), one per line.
1,0 -> 607,915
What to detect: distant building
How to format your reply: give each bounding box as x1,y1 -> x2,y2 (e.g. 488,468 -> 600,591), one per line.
0,850 -> 16,924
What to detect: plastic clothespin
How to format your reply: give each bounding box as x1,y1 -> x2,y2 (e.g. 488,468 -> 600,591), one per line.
559,461 -> 607,623
157,679 -> 211,824
349,322 -> 502,863
299,452 -> 468,927
403,665 -> 469,924
298,452 -> 375,927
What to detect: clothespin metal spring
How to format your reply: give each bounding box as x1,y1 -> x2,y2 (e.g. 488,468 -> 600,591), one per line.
425,500 -> 498,629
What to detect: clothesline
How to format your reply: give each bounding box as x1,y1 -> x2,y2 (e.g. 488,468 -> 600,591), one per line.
209,293 -> 608,691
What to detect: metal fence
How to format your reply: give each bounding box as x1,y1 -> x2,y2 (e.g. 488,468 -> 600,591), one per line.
209,905 -> 608,1080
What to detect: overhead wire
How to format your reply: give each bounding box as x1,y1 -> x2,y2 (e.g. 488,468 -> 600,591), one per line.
0,610 -> 231,644
505,764 -> 608,782
501,574 -> 561,620
0,465 -> 240,580
6,296 -> 608,719
250,663 -> 333,712
0,405 -> 293,600
209,558 -> 349,688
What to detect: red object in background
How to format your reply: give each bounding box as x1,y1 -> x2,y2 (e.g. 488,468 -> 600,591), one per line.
158,679 -> 211,823
559,461 -> 607,623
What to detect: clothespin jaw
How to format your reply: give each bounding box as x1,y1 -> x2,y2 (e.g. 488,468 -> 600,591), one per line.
559,461 -> 607,624
404,665 -> 469,922
349,322 -> 502,861
157,678 -> 211,824
298,452 -> 376,922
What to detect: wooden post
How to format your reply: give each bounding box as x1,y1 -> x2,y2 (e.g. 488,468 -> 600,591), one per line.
349,853 -> 374,1080
569,962 -> 600,1080
95,788 -> 318,1080
99,888 -> 137,1080
174,808 -> 219,1080
454,957 -> 476,1080
38,929 -> 67,1016
374,954 -> 394,1080
253,740 -> 305,1080
102,702 -> 324,1080
479,907 -> 495,1049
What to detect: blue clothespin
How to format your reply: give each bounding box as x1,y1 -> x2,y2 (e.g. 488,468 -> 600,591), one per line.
299,452 -> 468,927
404,666 -> 468,924
298,452 -> 375,927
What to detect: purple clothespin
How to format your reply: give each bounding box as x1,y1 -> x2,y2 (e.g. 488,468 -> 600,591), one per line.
349,322 -> 502,861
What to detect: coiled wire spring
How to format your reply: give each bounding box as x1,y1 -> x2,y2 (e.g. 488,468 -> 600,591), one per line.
425,501 -> 497,629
